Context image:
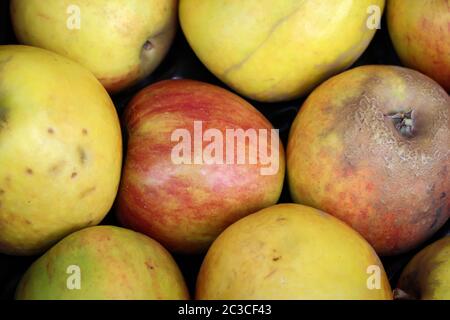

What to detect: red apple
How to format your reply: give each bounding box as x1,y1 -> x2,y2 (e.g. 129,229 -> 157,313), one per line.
287,65 -> 449,256
387,0 -> 450,91
117,79 -> 285,253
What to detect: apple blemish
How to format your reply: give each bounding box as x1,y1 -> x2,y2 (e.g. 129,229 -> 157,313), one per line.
0,106 -> 8,129
77,146 -> 88,165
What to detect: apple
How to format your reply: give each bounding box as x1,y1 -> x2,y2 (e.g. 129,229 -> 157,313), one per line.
196,204 -> 392,300
0,45 -> 122,255
10,0 -> 178,93
387,0 -> 450,91
180,0 -> 385,102
116,79 -> 285,254
15,226 -> 189,300
287,65 -> 450,256
396,236 -> 450,300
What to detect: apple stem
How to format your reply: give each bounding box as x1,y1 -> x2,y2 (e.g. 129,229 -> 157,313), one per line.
385,110 -> 415,138
393,288 -> 416,300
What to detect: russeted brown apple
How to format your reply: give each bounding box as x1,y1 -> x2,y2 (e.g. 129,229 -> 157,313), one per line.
287,65 -> 449,256
117,79 -> 285,254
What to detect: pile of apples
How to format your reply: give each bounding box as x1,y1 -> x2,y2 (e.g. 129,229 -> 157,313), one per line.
0,0 -> 449,300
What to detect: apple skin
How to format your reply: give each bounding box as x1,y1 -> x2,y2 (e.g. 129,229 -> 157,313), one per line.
15,226 -> 189,300
10,0 -> 178,93
116,79 -> 285,254
180,0 -> 385,102
0,45 -> 122,256
387,0 -> 450,92
196,204 -> 392,300
396,236 -> 450,300
287,65 -> 450,256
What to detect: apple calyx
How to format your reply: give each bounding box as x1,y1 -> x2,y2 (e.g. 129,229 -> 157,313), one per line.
143,40 -> 154,51
386,110 -> 415,138
138,38 -> 157,78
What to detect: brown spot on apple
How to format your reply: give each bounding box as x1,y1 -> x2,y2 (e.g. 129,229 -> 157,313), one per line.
77,146 -> 88,165
0,106 -> 8,130
272,256 -> 281,262
79,186 -> 96,199
49,161 -> 66,175
26,168 -> 33,175
37,12 -> 51,20
45,260 -> 53,280
145,260 -> 155,270
264,269 -> 277,279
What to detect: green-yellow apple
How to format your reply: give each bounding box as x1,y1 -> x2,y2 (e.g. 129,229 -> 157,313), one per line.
116,79 -> 285,254
180,0 -> 385,102
387,0 -> 450,91
196,204 -> 393,300
287,65 -> 450,256
15,226 -> 189,300
10,0 -> 178,93
396,236 -> 450,300
0,45 -> 122,255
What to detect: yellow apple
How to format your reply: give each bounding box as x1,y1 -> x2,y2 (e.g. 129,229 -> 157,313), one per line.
15,226 -> 189,300
180,0 -> 385,102
397,236 -> 450,300
0,45 -> 122,255
10,0 -> 178,93
196,204 -> 393,300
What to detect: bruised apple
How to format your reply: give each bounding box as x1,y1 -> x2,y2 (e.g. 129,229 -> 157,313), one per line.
117,79 -> 285,253
287,65 -> 450,256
